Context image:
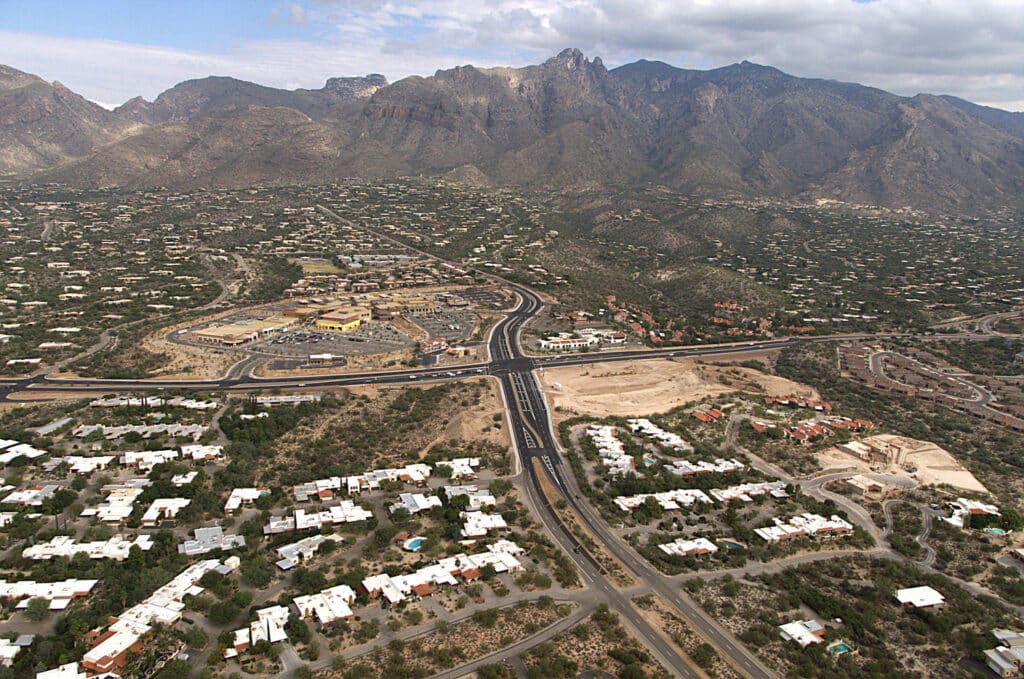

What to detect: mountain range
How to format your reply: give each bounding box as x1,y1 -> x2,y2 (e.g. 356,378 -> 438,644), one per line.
2,49 -> 1023,213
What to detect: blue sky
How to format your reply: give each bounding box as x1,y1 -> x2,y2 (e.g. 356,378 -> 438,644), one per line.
0,1 -> 1021,110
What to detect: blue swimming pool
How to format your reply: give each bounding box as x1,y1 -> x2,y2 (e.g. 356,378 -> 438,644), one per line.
402,537 -> 425,551
719,539 -> 746,550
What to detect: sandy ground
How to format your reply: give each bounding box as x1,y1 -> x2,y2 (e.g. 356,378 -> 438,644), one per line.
350,377 -> 510,450
140,314 -> 239,380
538,358 -> 818,419
817,433 -> 989,494
441,377 -> 510,448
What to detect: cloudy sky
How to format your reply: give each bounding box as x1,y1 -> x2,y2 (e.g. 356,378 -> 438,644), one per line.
1,0 -> 1022,111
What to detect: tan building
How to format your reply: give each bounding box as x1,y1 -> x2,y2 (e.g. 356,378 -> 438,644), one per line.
316,306 -> 371,332
192,317 -> 293,346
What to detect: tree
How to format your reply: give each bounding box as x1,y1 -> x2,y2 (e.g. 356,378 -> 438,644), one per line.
24,597 -> 50,621
691,642 -> 716,669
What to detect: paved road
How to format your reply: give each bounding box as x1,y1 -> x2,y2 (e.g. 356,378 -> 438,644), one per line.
883,500 -> 937,567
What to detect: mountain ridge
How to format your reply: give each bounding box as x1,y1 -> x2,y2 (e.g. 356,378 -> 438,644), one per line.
4,53 -> 1023,213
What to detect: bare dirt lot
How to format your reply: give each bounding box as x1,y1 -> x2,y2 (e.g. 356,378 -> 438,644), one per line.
817,433 -> 989,494
538,358 -> 818,420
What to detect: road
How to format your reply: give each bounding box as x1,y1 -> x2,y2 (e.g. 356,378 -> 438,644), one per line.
883,500 -> 937,568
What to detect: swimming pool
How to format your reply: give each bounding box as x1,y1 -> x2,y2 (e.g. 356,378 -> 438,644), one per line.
719,539 -> 746,550
402,537 -> 425,551
829,643 -> 851,655
643,455 -> 655,466
985,527 -> 1007,536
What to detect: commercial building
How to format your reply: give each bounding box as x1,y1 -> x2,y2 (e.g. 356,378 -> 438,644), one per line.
315,306 -> 371,332
191,316 -> 293,346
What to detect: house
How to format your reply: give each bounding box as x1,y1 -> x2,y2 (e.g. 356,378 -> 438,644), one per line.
390,493 -> 443,515
460,511 -> 507,538
944,497 -> 1001,529
3,485 -> 59,507
177,527 -> 245,556
292,585 -> 356,626
985,630 -> 1024,678
657,537 -> 718,557
36,662 -> 86,679
140,498 -> 191,527
224,487 -> 270,512
895,585 -> 945,609
275,534 -> 336,570
754,514 -> 854,543
779,619 -> 826,647
181,444 -> 223,462
225,606 -> 290,659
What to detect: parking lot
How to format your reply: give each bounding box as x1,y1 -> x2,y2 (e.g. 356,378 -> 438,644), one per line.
454,288 -> 509,308
410,311 -> 477,341
252,321 -> 414,358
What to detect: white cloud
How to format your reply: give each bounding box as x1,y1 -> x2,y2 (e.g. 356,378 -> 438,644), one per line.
0,0 -> 1021,111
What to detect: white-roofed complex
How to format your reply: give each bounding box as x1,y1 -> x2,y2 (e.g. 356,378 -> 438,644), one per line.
666,458 -> 746,476
710,481 -> 789,503
263,503 -> 373,535
0,578 -> 98,610
754,514 -> 854,543
444,485 -> 496,510
81,558 -> 237,674
627,418 -> 694,453
587,425 -> 634,476
121,449 -> 178,471
292,463 -> 433,501
23,534 -> 154,561
177,527 -> 245,556
140,498 -> 191,527
614,488 -> 713,513
181,444 -> 223,461
434,457 -> 480,480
